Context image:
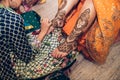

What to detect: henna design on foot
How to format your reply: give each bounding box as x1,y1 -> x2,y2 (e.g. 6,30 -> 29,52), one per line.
58,40 -> 77,53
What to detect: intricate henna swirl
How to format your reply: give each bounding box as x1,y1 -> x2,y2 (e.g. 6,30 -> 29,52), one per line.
67,8 -> 90,42
58,40 -> 77,53
51,10 -> 66,28
58,8 -> 90,53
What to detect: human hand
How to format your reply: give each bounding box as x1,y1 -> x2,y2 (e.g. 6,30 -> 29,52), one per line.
51,11 -> 66,28
36,18 -> 51,42
40,18 -> 51,34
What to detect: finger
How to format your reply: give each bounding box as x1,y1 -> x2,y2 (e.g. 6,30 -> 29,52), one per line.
56,49 -> 60,58
59,52 -> 64,58
59,53 -> 63,58
61,54 -> 66,58
63,53 -> 68,57
59,52 -> 66,58
51,50 -> 56,57
55,53 -> 59,58
51,51 -> 55,57
44,18 -> 49,22
56,53 -> 60,58
59,54 -> 63,58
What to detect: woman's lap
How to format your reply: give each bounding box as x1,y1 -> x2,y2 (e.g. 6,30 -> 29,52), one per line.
11,28 -> 77,79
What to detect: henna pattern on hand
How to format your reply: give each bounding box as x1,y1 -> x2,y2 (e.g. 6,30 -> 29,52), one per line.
58,40 -> 77,53
51,10 -> 66,28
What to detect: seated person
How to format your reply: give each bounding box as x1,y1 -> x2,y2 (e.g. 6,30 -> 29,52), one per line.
11,0 -> 80,79
0,0 -> 49,79
20,10 -> 51,47
12,0 -> 120,79
51,0 -> 120,64
1,0 -> 119,80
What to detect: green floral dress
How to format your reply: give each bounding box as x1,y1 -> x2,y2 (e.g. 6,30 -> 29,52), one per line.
11,28 -> 78,79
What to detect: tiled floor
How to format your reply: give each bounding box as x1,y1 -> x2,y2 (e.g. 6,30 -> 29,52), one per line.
32,0 -> 120,80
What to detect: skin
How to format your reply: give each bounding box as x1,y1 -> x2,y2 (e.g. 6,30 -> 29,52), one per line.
47,0 -> 79,34
51,0 -> 96,58
0,0 -> 51,43
36,18 -> 51,42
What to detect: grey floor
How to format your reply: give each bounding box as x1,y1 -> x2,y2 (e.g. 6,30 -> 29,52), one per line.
32,0 -> 120,80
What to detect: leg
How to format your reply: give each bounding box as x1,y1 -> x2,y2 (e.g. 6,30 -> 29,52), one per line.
52,0 -> 96,58
31,18 -> 51,48
52,0 -> 79,28
37,18 -> 51,42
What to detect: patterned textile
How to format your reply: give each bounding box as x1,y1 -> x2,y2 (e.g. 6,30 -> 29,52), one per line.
21,10 -> 41,34
62,0 -> 120,64
0,8 -> 35,80
0,5 -> 77,80
12,28 -> 78,79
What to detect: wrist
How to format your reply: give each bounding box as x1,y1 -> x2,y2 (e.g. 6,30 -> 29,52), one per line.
37,31 -> 46,42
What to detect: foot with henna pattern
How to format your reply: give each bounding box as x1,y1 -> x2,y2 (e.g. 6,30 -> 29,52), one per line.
51,40 -> 77,58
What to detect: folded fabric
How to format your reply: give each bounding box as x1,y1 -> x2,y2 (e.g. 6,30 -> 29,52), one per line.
62,0 -> 120,64
21,10 -> 41,33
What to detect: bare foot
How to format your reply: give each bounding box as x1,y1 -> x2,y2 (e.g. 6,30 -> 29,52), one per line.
51,48 -> 68,58
51,40 -> 77,58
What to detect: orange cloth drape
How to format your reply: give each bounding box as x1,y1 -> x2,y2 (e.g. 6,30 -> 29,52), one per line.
58,0 -> 120,64
63,0 -> 85,35
85,0 -> 120,64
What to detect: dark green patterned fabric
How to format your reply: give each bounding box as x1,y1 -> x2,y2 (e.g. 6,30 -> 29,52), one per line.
0,8 -> 35,80
21,10 -> 41,33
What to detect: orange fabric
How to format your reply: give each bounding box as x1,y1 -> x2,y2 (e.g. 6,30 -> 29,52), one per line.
61,0 -> 120,64
63,1 -> 85,35
85,0 -> 120,64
